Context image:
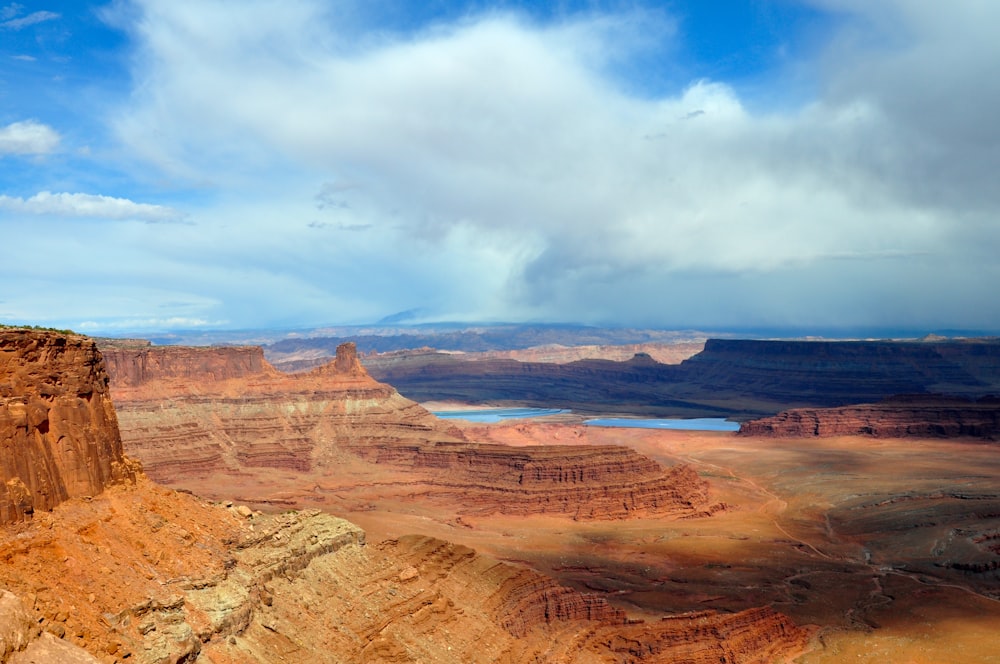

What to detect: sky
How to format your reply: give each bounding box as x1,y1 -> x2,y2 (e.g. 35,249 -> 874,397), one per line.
1,0 -> 998,336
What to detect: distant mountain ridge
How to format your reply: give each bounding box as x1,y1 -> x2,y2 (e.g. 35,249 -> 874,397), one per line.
364,338 -> 1000,418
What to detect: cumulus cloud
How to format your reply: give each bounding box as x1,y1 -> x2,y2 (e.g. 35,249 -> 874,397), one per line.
87,0 -> 1000,330
0,120 -> 60,155
0,192 -> 183,222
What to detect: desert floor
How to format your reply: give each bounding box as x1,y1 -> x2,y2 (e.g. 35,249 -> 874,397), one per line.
174,418 -> 1000,663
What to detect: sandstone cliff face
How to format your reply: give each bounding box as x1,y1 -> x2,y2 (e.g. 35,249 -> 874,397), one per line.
105,342 -> 715,520
104,342 -> 463,481
102,343 -> 273,388
355,442 -> 716,519
0,330 -> 138,524
739,395 -> 1000,438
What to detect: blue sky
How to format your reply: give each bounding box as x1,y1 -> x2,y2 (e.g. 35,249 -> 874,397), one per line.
1,1 -> 999,335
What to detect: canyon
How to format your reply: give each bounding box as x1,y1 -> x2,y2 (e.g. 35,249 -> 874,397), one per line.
7,329 -> 1000,662
1,330 -> 812,663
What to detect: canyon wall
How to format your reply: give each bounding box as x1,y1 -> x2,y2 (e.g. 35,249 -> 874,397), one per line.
103,342 -> 461,481
366,338 -> 1000,417
739,394 -> 1000,438
678,338 -> 1000,408
0,330 -> 138,524
104,343 -> 716,520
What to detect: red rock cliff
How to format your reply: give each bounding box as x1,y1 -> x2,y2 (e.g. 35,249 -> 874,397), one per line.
102,342 -> 454,480
739,394 -> 1000,438
102,343 -> 276,388
0,330 -> 139,524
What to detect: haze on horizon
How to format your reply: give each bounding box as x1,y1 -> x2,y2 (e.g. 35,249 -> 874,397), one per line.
1,1 -> 998,336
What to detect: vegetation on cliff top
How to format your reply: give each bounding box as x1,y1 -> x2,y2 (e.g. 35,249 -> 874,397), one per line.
0,323 -> 76,335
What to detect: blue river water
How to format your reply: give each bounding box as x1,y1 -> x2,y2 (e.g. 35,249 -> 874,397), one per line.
429,407 -> 739,431
584,417 -> 740,431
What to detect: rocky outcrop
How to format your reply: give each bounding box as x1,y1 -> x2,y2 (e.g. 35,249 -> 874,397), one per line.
739,395 -> 1000,438
353,442 -> 717,519
104,342 -> 716,520
0,484 -> 810,663
0,330 -> 139,524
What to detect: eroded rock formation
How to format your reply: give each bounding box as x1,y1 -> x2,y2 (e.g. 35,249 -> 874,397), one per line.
0,482 -> 809,663
0,330 -> 139,524
353,442 -> 718,519
739,395 -> 1000,438
103,342 -> 460,481
104,343 -> 716,520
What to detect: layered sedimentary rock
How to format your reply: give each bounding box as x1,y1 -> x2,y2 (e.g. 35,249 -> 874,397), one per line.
365,338 -> 1000,417
0,483 -> 809,663
0,330 -> 139,524
103,342 -> 459,482
355,442 -> 717,519
104,343 -> 714,520
739,395 -> 1000,438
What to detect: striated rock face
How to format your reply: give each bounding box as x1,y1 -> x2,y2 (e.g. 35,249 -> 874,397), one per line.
103,342 -> 716,520
102,343 -> 272,387
356,442 -> 716,519
739,394 -> 1000,438
0,330 -> 139,524
103,342 -> 457,480
0,484 -> 809,663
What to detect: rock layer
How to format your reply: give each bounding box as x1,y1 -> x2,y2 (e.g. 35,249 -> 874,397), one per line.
104,343 -> 715,520
350,440 -> 718,519
739,395 -> 1000,438
103,342 -> 460,482
0,330 -> 139,524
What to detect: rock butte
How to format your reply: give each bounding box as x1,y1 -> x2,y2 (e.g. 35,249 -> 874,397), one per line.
0,330 -> 811,662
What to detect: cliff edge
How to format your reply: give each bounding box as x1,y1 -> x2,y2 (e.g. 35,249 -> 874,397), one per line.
1,330 -> 139,524
739,394 -> 1000,438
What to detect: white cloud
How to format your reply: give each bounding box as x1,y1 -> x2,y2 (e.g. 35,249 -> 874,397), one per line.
0,120 -> 60,155
76,0 -> 1000,329
77,317 -> 226,331
0,9 -> 58,30
0,192 -> 183,222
